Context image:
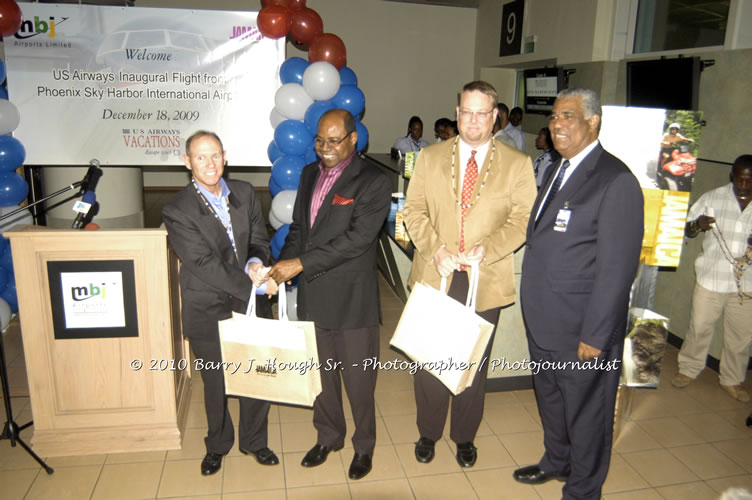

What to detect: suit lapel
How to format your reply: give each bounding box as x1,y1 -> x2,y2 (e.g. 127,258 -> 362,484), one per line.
533,145 -> 603,233
191,185 -> 239,264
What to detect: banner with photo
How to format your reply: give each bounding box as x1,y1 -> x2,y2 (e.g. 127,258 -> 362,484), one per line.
600,106 -> 703,268
4,4 -> 285,166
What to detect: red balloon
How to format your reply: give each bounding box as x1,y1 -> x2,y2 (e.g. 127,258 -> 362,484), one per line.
288,0 -> 306,10
290,8 -> 323,45
261,0 -> 289,7
257,6 -> 291,39
0,0 -> 22,38
309,33 -> 347,70
84,223 -> 100,230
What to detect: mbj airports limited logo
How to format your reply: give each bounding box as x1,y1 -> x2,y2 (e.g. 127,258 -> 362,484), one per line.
14,15 -> 69,39
70,282 -> 108,302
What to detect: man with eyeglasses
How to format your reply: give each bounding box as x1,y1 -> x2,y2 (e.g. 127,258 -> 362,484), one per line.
403,81 -> 536,468
268,109 -> 391,480
514,89 -> 644,500
162,130 -> 279,476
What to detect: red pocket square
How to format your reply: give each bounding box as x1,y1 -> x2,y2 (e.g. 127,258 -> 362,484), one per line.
332,194 -> 354,205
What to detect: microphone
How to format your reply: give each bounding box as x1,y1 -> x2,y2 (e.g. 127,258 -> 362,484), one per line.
72,160 -> 103,229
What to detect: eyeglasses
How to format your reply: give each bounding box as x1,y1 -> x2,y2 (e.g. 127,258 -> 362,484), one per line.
458,109 -> 495,120
314,132 -> 352,148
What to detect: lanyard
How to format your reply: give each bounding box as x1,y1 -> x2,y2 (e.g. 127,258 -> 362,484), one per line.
192,179 -> 238,259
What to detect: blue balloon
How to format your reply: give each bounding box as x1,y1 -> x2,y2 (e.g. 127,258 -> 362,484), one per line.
0,136 -> 26,172
304,145 -> 319,164
0,87 -> 7,100
0,173 -> 28,207
280,57 -> 309,85
0,61 -> 5,85
339,66 -> 358,86
304,100 -> 336,136
1,281 -> 17,313
0,237 -> 8,254
274,120 -> 313,157
332,86 -> 366,119
0,245 -> 12,271
272,224 -> 290,253
269,177 -> 284,197
271,155 -> 306,190
0,266 -> 8,292
270,239 -> 281,260
267,140 -> 283,164
356,122 -> 369,153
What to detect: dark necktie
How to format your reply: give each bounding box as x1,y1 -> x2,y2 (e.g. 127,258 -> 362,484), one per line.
537,159 -> 570,222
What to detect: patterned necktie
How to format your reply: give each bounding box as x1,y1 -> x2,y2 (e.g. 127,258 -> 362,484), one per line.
537,159 -> 570,223
459,150 -> 478,254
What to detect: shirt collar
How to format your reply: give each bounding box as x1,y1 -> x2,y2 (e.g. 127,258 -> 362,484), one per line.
195,177 -> 230,203
566,139 -> 600,169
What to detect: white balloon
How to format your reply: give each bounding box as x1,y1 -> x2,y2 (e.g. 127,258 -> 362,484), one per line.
0,100 -> 20,135
0,205 -> 33,233
270,190 -> 297,225
302,61 -> 341,101
285,286 -> 298,321
274,83 -> 314,121
268,209 -> 284,230
0,297 -> 10,331
269,107 -> 285,129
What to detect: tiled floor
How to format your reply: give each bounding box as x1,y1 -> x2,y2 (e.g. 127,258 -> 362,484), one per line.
1,277 -> 750,499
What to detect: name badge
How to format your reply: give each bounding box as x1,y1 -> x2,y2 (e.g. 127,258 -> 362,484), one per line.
554,204 -> 571,232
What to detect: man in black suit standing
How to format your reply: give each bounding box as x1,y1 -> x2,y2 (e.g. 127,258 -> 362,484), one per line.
514,89 -> 644,500
162,131 -> 279,476
268,109 -> 391,480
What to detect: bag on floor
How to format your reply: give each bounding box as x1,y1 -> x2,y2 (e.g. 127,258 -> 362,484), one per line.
219,283 -> 321,406
390,262 -> 493,395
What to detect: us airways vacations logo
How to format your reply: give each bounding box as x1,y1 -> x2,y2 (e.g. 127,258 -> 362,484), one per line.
70,282 -> 108,302
15,15 -> 70,39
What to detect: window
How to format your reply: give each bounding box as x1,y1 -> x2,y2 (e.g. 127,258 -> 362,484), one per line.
633,0 -> 730,53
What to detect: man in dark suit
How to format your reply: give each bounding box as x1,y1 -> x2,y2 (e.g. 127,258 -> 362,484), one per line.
162,131 -> 279,476
514,89 -> 644,500
268,109 -> 391,480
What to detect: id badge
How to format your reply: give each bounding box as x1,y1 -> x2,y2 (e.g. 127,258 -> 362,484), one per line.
554,203 -> 571,232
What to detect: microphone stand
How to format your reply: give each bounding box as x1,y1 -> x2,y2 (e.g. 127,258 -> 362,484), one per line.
0,182 -> 84,225
0,324 -> 54,474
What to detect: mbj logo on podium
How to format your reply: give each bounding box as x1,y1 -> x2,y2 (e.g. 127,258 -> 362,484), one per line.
70,282 -> 108,302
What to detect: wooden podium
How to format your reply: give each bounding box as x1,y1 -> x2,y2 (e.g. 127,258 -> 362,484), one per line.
4,227 -> 191,457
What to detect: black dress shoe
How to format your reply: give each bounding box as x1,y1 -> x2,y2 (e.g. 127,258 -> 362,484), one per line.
200,452 -> 223,475
348,453 -> 372,480
513,465 -> 569,484
414,437 -> 435,464
456,442 -> 477,468
301,443 -> 341,467
240,446 -> 279,465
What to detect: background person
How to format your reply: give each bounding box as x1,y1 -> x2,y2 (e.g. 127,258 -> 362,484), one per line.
671,154 -> 752,403
393,115 -> 430,154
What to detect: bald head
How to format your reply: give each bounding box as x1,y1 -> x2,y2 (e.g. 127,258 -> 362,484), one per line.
315,109 -> 358,170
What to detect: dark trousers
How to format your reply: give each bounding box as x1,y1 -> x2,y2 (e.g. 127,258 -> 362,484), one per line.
413,271 -> 500,444
313,325 -> 380,455
190,337 -> 270,455
527,333 -> 623,500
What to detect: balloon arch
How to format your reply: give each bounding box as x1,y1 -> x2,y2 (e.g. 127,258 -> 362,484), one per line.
0,0 -> 27,324
257,0 -> 367,263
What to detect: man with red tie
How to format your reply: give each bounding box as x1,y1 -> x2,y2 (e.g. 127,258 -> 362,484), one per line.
269,109 -> 391,480
403,81 -> 536,467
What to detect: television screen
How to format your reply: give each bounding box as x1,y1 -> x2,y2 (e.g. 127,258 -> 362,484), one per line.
626,57 -> 701,110
524,67 -> 563,114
